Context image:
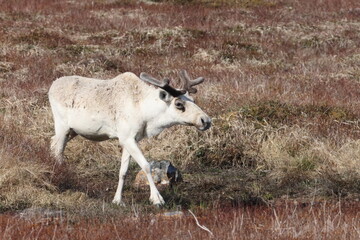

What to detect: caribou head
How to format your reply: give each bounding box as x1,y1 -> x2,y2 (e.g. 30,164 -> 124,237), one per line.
140,70 -> 211,131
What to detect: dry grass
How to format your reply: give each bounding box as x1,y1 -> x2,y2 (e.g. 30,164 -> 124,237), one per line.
1,0 -> 360,237
1,201 -> 360,239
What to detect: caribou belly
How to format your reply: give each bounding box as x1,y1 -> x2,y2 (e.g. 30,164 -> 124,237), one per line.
67,109 -> 118,141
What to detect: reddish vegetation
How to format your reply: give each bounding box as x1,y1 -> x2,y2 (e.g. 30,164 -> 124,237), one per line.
1,201 -> 359,239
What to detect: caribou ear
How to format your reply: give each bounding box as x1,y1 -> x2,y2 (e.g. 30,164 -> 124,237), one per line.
159,90 -> 172,103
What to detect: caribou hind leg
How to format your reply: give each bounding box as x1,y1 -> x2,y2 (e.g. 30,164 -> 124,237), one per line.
51,124 -> 77,164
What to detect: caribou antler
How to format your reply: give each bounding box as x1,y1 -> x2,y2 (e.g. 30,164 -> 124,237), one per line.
140,72 -> 186,97
179,70 -> 204,94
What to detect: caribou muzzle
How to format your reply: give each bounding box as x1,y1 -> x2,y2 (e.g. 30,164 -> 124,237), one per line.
198,115 -> 212,131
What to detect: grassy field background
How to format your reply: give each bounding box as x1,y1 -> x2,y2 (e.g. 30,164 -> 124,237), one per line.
1,0 -> 360,238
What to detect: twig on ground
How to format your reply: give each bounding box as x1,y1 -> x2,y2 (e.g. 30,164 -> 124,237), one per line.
188,210 -> 214,237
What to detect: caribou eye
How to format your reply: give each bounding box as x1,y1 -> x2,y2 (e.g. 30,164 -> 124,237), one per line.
175,99 -> 185,111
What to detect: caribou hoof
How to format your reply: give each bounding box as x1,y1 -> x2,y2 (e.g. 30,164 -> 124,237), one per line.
112,199 -> 126,207
150,193 -> 165,206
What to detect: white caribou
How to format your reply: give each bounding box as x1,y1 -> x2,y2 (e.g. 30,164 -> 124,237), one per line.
48,70 -> 211,206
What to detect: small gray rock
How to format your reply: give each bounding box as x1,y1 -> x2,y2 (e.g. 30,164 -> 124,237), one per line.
134,160 -> 182,187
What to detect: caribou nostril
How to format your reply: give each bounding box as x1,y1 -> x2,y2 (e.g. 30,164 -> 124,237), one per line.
200,116 -> 211,131
201,117 -> 205,125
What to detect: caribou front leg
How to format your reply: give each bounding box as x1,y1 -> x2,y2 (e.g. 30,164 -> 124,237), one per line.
113,149 -> 131,206
123,139 -> 165,206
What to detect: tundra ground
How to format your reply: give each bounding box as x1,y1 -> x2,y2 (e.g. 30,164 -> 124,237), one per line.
1,0 -> 360,238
